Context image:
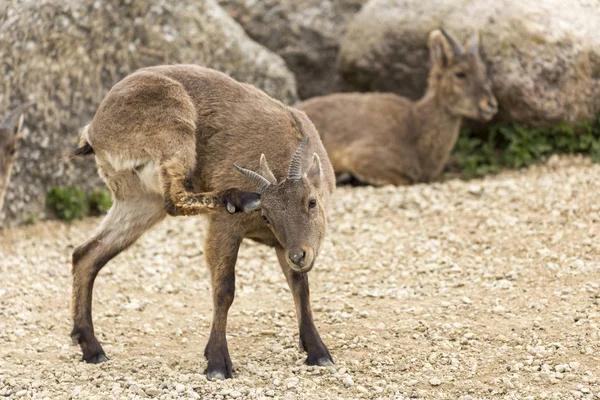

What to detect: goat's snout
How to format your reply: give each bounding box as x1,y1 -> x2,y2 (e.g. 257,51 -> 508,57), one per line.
288,248 -> 306,266
286,247 -> 315,272
478,96 -> 498,121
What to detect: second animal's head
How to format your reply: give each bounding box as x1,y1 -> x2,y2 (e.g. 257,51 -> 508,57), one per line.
428,29 -> 498,122
235,135 -> 326,273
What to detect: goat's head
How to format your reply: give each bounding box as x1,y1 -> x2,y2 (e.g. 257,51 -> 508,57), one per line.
428,29 -> 497,122
234,134 -> 326,273
0,102 -> 34,209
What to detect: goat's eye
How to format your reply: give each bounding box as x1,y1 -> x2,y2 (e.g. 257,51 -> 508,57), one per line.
261,215 -> 270,224
455,72 -> 466,79
308,199 -> 317,209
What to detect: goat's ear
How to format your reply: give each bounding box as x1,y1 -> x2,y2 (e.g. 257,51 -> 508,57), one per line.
306,153 -> 322,190
428,30 -> 454,67
258,153 -> 277,184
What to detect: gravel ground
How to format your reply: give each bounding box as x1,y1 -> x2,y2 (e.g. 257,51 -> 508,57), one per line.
1,155 -> 599,400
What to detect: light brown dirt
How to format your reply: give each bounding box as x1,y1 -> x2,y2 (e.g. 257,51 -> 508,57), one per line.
0,155 -> 599,399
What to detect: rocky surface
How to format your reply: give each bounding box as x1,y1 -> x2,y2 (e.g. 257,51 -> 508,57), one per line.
338,0 -> 600,127
0,0 -> 297,226
1,155 -> 599,399
219,0 -> 366,100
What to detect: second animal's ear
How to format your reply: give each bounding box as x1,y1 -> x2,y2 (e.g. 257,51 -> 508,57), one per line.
258,153 -> 277,184
306,153 -> 322,190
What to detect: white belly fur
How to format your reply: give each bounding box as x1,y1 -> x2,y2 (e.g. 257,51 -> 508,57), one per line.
136,162 -> 162,194
103,153 -> 162,195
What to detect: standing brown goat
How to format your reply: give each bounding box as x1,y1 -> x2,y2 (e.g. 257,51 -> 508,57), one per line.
69,65 -> 335,379
300,29 -> 498,186
0,102 -> 34,212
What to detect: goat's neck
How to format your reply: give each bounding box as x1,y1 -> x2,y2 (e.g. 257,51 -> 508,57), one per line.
411,88 -> 462,180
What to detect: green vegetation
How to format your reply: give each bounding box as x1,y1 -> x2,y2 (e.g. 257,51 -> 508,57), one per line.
46,186 -> 112,222
88,190 -> 113,215
450,117 -> 600,178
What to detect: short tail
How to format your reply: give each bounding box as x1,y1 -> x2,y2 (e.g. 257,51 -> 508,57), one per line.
64,125 -> 94,161
70,142 -> 94,158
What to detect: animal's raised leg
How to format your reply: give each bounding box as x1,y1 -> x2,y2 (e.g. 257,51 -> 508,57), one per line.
159,147 -> 259,217
203,219 -> 242,379
71,167 -> 166,363
275,247 -> 333,366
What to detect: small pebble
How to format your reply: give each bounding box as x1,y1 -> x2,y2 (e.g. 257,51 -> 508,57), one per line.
430,378 -> 442,386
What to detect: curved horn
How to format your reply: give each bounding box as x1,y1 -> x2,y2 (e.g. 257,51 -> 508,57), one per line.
287,133 -> 308,180
440,28 -> 464,56
469,31 -> 479,54
1,101 -> 34,129
233,164 -> 272,193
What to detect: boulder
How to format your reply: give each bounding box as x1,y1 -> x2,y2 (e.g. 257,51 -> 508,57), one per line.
338,0 -> 600,126
219,0 -> 367,100
0,0 -> 297,225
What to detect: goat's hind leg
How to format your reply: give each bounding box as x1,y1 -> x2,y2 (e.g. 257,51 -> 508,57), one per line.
71,168 -> 166,363
159,148 -> 260,217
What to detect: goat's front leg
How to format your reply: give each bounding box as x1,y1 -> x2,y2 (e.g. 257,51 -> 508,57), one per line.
275,247 -> 333,366
203,225 -> 242,379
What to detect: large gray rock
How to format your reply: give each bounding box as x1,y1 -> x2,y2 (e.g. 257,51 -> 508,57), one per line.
219,0 -> 366,100
0,0 -> 297,225
338,0 -> 600,126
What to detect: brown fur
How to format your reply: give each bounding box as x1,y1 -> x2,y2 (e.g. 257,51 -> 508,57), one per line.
0,102 -> 34,211
69,65 -> 335,378
299,30 -> 498,186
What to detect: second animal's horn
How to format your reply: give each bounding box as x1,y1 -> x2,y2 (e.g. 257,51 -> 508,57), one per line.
440,28 -> 464,55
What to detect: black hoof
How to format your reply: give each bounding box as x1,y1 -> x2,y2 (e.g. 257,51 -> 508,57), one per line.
302,338 -> 334,366
204,343 -> 233,379
164,200 -> 179,216
307,355 -> 334,366
72,328 -> 108,364
206,365 -> 232,380
83,352 -> 110,364
242,197 -> 261,214
221,189 -> 261,214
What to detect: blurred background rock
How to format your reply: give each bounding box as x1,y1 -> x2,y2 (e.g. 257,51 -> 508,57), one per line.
218,0 -> 366,99
2,0 -> 600,225
338,0 -> 600,127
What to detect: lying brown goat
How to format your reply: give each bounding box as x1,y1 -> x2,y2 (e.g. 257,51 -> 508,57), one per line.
300,29 -> 498,185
